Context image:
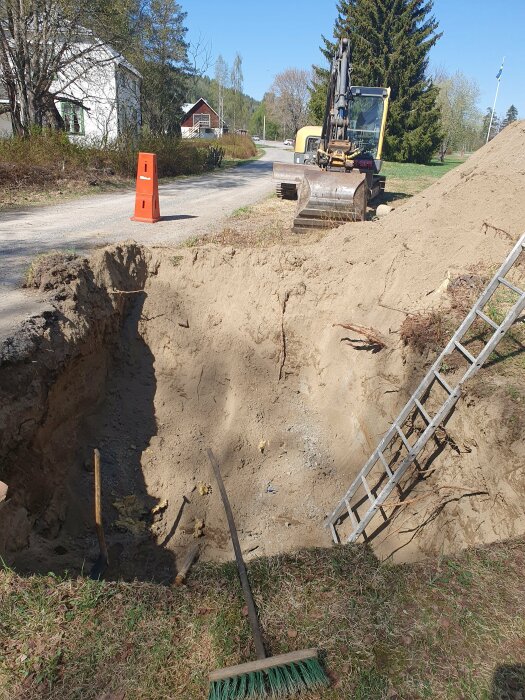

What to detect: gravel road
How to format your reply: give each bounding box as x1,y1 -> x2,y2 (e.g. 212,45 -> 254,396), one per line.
0,142 -> 293,341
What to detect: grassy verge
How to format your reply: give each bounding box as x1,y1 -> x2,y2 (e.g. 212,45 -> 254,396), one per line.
222,150 -> 265,170
1,540 -> 524,699
382,156 -> 465,204
185,194 -> 326,249
0,133 -> 257,211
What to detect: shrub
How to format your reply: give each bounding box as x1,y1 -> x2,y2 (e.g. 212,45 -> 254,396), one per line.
217,134 -> 257,159
400,310 -> 450,355
0,131 -> 255,194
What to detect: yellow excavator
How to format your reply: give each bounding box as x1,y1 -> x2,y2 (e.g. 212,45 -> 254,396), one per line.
273,38 -> 390,230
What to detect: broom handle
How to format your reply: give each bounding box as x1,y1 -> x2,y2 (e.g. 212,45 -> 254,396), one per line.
207,448 -> 267,660
94,449 -> 108,564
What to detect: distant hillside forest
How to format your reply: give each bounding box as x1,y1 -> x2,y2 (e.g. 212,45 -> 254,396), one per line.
186,75 -> 260,133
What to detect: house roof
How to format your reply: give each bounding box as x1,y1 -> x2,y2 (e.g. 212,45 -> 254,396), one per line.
183,98 -> 217,116
182,97 -> 227,126
104,45 -> 142,80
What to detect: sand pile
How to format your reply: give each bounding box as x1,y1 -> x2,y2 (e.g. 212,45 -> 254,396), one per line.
1,123 -> 524,576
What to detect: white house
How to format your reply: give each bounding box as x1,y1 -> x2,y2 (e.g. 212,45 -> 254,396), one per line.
0,90 -> 10,135
0,44 -> 141,142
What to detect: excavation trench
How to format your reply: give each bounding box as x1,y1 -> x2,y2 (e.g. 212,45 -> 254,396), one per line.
0,243 -> 350,582
0,246 -> 339,582
2,121 -> 525,584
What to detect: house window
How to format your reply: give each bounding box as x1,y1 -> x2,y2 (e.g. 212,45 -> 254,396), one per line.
60,101 -> 84,135
193,113 -> 210,127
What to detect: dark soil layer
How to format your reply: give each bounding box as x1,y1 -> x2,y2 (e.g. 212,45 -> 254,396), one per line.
0,244 -> 170,580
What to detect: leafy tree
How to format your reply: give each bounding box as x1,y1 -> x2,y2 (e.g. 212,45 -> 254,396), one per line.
434,70 -> 482,159
267,68 -> 310,135
481,107 -> 500,142
229,53 -> 244,131
309,0 -> 443,163
308,69 -> 328,124
249,102 -> 280,139
501,104 -> 518,129
0,0 -> 138,135
214,55 -> 228,132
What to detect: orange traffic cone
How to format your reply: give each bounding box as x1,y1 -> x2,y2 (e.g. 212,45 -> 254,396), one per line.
131,152 -> 161,223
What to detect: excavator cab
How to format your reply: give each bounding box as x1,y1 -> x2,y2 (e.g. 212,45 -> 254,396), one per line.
347,86 -> 390,171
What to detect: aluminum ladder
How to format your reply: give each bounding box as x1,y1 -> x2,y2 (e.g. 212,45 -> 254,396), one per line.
326,232 -> 525,544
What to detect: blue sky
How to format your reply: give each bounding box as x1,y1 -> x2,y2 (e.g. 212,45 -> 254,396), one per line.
185,0 -> 525,119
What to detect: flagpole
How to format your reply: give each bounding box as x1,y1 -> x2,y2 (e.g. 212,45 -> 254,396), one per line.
486,57 -> 505,143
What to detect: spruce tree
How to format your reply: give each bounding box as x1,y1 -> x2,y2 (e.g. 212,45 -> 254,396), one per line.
502,104 -> 518,129
309,0 -> 442,163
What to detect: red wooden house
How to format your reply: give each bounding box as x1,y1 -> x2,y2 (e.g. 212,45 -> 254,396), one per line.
181,98 -> 228,139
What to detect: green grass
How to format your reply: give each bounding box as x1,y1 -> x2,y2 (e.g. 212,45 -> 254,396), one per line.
382,156 -> 464,181
222,148 -> 265,170
181,235 -> 200,248
230,205 -> 252,218
1,540 -> 524,699
381,156 -> 466,203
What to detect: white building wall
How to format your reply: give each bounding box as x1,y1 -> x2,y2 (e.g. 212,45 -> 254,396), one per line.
52,47 -> 118,144
0,110 -> 11,136
115,66 -> 141,137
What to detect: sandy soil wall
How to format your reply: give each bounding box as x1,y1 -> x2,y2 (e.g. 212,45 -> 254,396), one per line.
1,122 -> 524,575
0,244 -> 153,559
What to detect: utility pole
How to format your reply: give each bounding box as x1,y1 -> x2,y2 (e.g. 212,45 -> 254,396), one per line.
487,57 -> 505,144
263,114 -> 266,141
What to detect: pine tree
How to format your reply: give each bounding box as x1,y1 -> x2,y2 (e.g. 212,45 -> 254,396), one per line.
131,0 -> 190,135
502,104 -> 518,129
309,0 -> 442,163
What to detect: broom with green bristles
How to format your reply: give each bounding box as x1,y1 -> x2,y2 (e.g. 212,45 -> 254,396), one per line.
207,448 -> 329,700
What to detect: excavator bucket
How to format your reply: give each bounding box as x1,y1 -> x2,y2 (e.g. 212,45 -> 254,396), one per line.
273,162 -> 316,199
293,169 -> 368,231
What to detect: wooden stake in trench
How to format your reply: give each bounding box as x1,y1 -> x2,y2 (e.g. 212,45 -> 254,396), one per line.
90,448 -> 109,580
175,543 -> 199,586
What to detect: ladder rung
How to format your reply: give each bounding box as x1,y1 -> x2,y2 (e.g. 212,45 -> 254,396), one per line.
344,499 -> 359,529
454,340 -> 476,364
361,475 -> 374,503
433,370 -> 453,395
498,276 -> 524,296
378,452 -> 393,478
414,399 -> 431,425
395,425 -> 412,451
475,308 -> 499,331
